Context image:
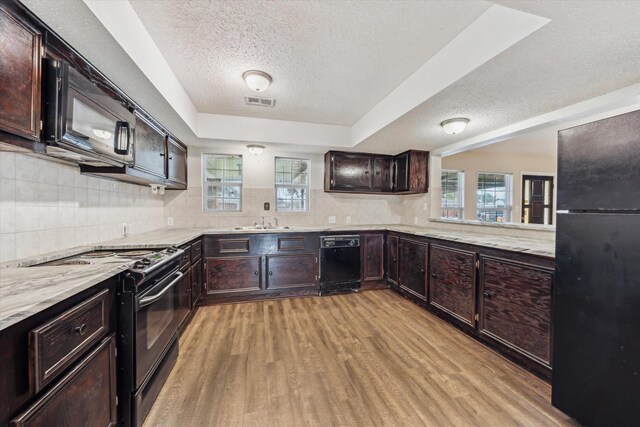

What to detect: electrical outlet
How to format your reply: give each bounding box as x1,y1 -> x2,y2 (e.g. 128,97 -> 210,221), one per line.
328,216 -> 336,224
413,216 -> 418,225
346,216 -> 352,224
122,223 -> 130,236
167,217 -> 174,226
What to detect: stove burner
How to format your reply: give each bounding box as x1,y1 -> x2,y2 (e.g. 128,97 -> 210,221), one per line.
47,259 -> 92,266
80,251 -> 116,258
116,250 -> 154,258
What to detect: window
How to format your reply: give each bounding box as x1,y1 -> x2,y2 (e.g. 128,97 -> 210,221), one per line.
441,170 -> 464,219
275,157 -> 310,212
202,154 -> 242,211
477,172 -> 512,222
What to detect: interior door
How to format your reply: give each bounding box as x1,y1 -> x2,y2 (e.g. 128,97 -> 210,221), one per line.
522,175 -> 553,225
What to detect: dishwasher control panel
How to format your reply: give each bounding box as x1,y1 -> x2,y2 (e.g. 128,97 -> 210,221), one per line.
320,235 -> 360,248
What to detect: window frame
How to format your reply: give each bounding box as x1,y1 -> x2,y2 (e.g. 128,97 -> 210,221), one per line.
274,157 -> 310,212
202,153 -> 243,212
476,172 -> 513,222
440,169 -> 465,220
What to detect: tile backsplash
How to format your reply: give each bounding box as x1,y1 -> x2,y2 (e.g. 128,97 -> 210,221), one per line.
164,186 -> 403,228
0,152 -> 166,262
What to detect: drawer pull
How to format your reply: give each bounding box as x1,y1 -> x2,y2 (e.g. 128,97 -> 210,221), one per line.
483,291 -> 492,298
269,271 -> 273,276
74,324 -> 87,336
254,271 -> 259,275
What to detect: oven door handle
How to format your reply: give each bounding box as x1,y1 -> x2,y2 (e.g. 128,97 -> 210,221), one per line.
138,271 -> 183,309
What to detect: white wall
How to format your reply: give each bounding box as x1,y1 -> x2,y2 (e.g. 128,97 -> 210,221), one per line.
441,150 -> 557,223
163,146 -> 403,228
0,152 -> 166,263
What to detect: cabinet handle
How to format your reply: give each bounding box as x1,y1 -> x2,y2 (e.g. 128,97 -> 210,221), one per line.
269,271 -> 273,276
169,156 -> 173,160
431,273 -> 437,279
364,171 -> 369,174
160,153 -> 165,157
254,271 -> 259,275
367,255 -> 371,260
376,171 -> 380,175
392,258 -> 397,262
483,292 -> 491,298
74,324 -> 87,336
419,268 -> 425,273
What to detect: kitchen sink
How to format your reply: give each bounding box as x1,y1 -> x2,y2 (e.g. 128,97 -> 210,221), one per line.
234,225 -> 293,231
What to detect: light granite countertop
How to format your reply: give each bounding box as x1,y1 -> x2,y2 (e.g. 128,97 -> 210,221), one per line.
0,224 -> 555,332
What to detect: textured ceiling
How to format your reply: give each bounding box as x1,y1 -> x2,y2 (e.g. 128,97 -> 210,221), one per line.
20,0 -> 640,157
355,0 -> 640,155
128,0 -> 491,125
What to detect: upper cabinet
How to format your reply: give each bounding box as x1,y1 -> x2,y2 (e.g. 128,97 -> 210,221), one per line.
166,137 -> 187,188
0,4 -> 42,147
324,150 -> 428,194
133,111 -> 167,179
393,150 -> 429,194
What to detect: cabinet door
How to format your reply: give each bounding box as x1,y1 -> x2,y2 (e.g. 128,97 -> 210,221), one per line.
265,254 -> 316,289
0,5 -> 42,141
134,113 -> 166,178
387,235 -> 399,285
205,256 -> 262,295
362,234 -> 384,281
398,239 -> 427,300
372,157 -> 392,191
191,258 -> 202,308
393,152 -> 409,192
330,153 -> 372,190
167,137 -> 187,186
11,335 -> 117,427
429,245 -> 477,326
177,268 -> 191,327
479,256 -> 552,365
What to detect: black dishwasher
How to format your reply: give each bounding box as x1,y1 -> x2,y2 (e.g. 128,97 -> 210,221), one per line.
319,235 -> 361,295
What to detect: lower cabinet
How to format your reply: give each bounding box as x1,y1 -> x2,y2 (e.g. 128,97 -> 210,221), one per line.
205,256 -> 262,295
398,239 -> 427,300
191,258 -> 202,307
265,254 -> 317,289
362,234 -> 384,281
387,235 -> 399,285
429,245 -> 477,326
478,256 -> 553,366
11,335 -> 117,427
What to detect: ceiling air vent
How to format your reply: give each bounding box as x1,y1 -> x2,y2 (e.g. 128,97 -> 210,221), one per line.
245,96 -> 275,107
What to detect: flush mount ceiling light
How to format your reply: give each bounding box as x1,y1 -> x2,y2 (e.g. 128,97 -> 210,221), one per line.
247,144 -> 265,155
440,118 -> 470,135
242,70 -> 272,92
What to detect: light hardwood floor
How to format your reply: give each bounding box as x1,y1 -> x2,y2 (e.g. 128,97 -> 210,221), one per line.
143,290 -> 576,426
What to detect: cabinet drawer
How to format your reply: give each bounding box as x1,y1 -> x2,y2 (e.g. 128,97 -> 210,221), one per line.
179,247 -> 191,271
191,240 -> 202,262
29,289 -> 110,393
13,335 -> 117,427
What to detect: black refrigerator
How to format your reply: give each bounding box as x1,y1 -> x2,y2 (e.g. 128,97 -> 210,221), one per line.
553,108 -> 640,426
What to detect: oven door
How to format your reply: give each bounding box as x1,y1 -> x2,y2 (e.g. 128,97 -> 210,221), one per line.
134,268 -> 183,388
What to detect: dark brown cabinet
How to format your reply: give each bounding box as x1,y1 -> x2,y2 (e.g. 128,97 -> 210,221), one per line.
177,268 -> 192,328
191,258 -> 202,308
479,256 -> 553,366
393,150 -> 429,194
326,152 -> 373,191
134,112 -> 167,179
429,245 -> 477,326
398,239 -> 427,300
387,235 -> 399,285
325,150 -> 427,194
372,157 -> 393,191
265,254 -> 317,289
0,4 -> 42,143
11,335 -> 117,427
362,234 -> 384,281
205,256 -> 262,295
166,137 -> 187,188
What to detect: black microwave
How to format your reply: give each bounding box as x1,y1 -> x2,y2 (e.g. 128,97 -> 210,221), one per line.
43,59 -> 135,167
